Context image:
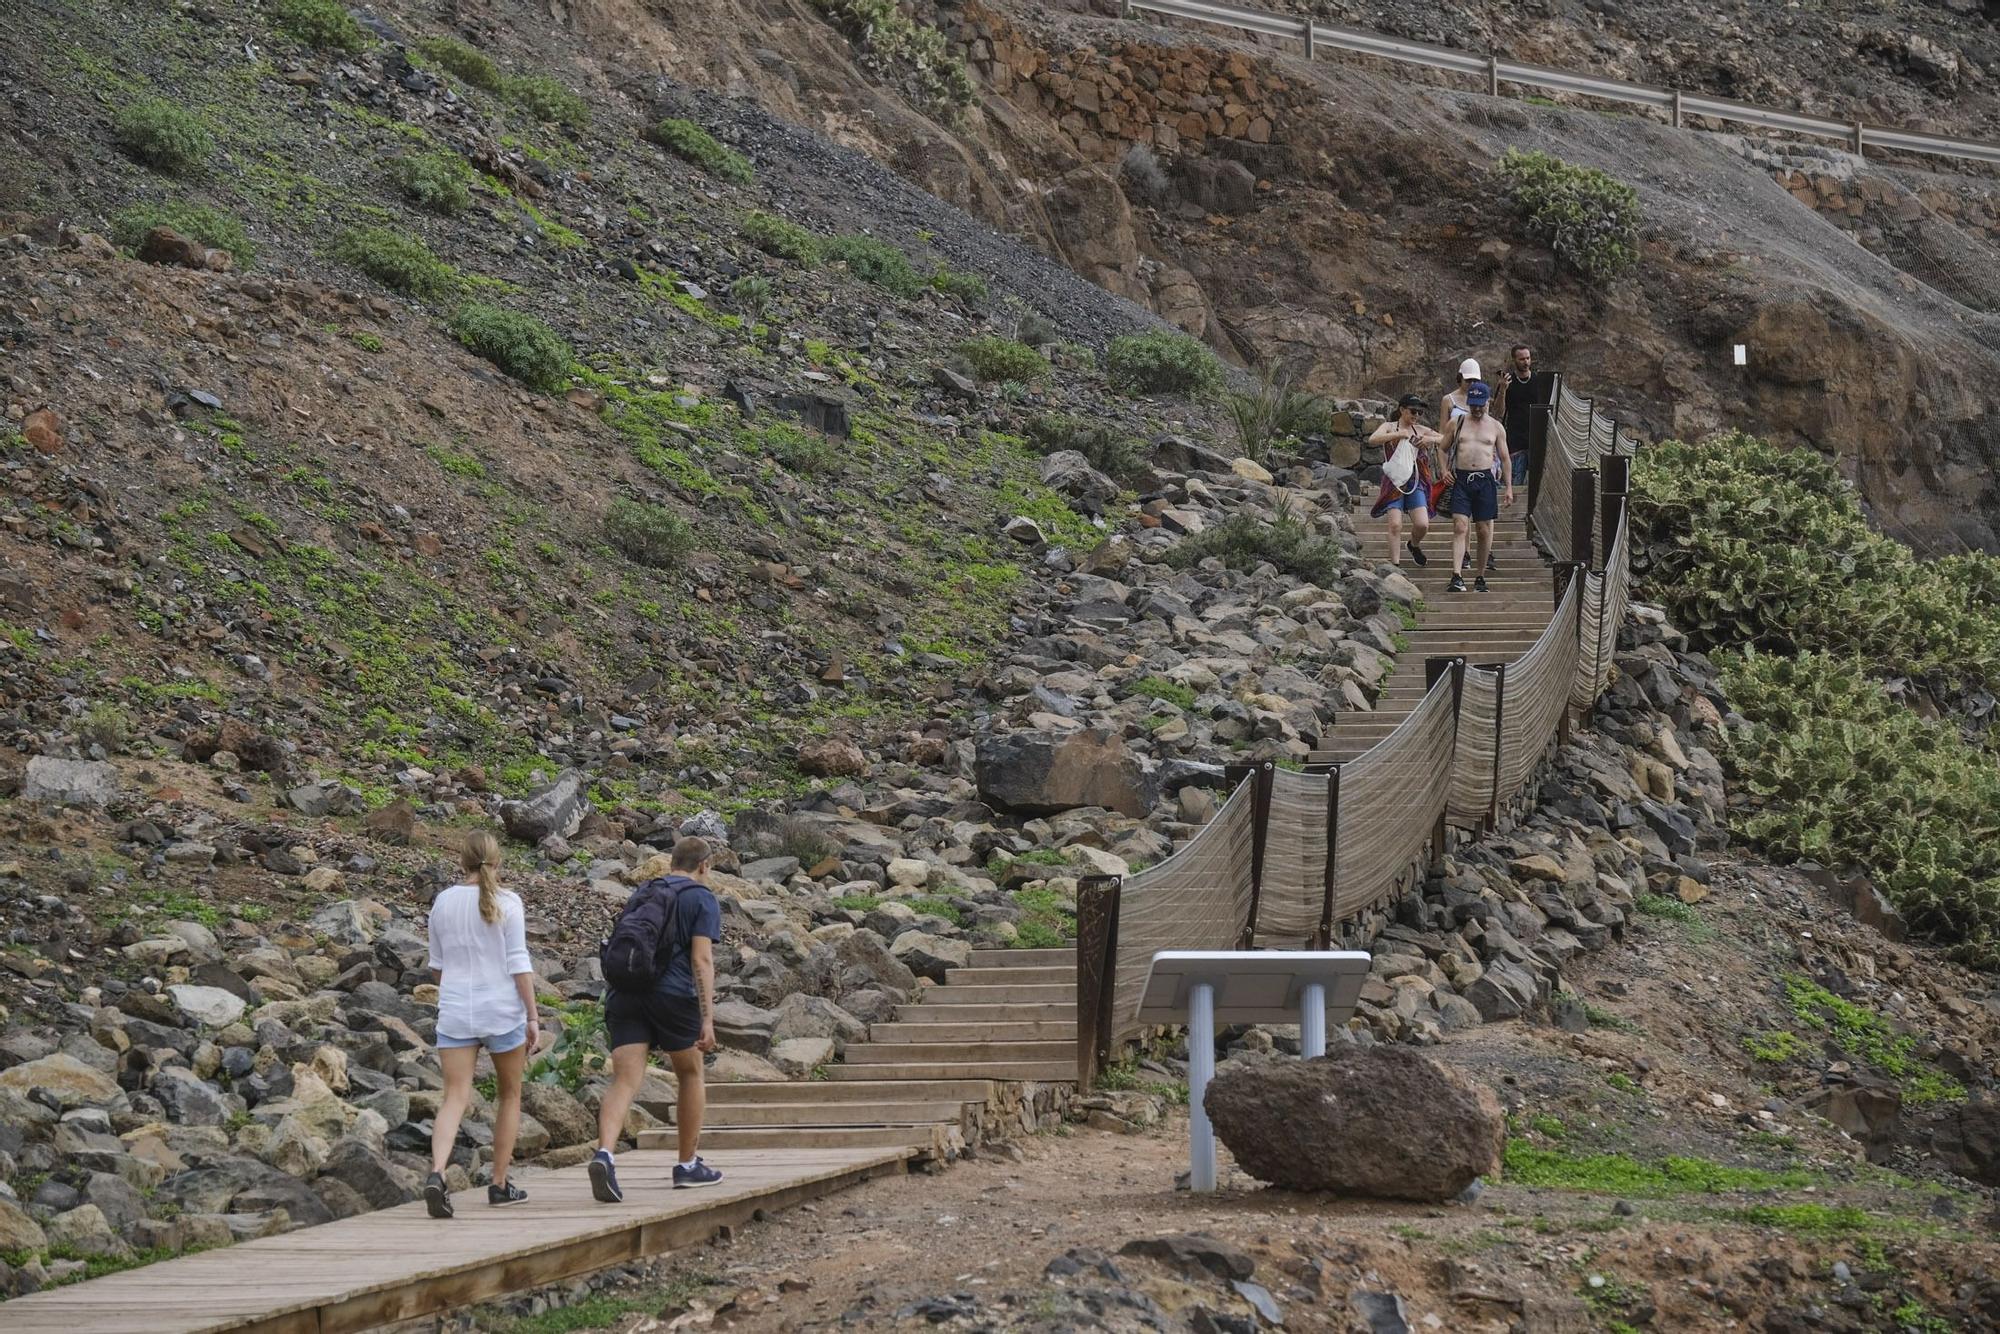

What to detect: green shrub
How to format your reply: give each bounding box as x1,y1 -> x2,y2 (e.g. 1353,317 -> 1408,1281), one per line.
930,268 -> 989,303
1024,413 -> 1147,484
647,118 -> 753,184
113,100 -> 214,175
1129,675 -> 1197,710
746,421 -> 837,474
1164,510 -> 1343,588
504,75 -> 589,133
822,233 -> 923,297
740,211 -> 820,265
414,36 -> 505,93
808,0 -> 975,112
1495,148 -> 1640,281
111,201 -> 253,266
956,336 -> 1048,383
729,274 -> 773,318
605,498 -> 694,568
270,0 -> 369,52
1106,330 -> 1225,398
1722,651 -> 2000,969
333,227 -> 460,300
1225,364 -> 1328,461
449,302 -> 573,392
1633,433 -> 2000,703
390,151 -> 475,215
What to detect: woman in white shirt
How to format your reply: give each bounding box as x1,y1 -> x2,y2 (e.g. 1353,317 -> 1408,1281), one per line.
423,831 -> 540,1218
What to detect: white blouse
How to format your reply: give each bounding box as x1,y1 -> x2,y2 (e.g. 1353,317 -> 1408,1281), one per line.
426,883 -> 532,1039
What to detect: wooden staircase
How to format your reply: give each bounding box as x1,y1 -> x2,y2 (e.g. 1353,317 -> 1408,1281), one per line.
1318,498 -> 1548,763
638,948 -> 1077,1155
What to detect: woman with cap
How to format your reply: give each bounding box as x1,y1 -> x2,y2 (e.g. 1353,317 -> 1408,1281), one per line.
1367,395 -> 1441,566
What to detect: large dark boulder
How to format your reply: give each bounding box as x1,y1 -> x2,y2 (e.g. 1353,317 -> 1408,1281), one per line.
1204,1047 -> 1503,1201
974,728 -> 1154,818
1920,1094 -> 2000,1185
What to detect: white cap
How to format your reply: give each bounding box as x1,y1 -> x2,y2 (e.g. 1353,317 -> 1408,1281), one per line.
1458,358 -> 1482,381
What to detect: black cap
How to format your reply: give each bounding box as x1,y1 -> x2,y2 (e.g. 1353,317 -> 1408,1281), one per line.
1397,394 -> 1425,410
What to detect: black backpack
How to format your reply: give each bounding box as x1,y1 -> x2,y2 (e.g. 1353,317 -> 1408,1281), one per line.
600,877 -> 684,993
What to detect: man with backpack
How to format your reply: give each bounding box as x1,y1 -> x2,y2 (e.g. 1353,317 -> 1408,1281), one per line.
590,837 -> 723,1200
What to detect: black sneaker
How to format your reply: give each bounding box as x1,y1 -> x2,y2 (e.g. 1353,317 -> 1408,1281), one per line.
1473,576 -> 1489,593
588,1148 -> 623,1204
1448,574 -> 1467,594
1486,554 -> 1498,571
424,1170 -> 452,1220
488,1180 -> 527,1207
1406,540 -> 1427,567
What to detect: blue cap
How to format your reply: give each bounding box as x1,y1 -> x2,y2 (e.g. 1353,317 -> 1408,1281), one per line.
1466,380 -> 1492,407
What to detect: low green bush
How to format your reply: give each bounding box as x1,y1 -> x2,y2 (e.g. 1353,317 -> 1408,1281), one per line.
111,201 -> 253,266
113,100 -> 214,175
740,210 -> 819,265
956,336 -> 1048,383
270,0 -> 369,51
1722,651 -> 2000,969
808,0 -> 975,112
1225,364 -> 1328,461
647,118 -> 753,184
1164,510 -> 1343,588
504,74 -> 589,133
1632,432 -> 2000,704
747,421 -> 837,475
390,151 -> 475,216
449,302 -> 573,392
1024,413 -> 1147,484
1495,148 -> 1640,281
930,268 -> 989,303
1106,329 -> 1225,398
414,36 -> 505,93
333,227 -> 459,300
729,274 -> 772,317
822,233 -> 923,297
605,498 -> 694,568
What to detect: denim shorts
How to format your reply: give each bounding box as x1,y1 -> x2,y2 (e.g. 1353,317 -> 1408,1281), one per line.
437,1022 -> 528,1054
1383,478 -> 1429,513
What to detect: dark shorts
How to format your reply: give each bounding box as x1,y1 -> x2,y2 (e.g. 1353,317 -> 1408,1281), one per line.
1455,469 -> 1499,523
604,988 -> 701,1053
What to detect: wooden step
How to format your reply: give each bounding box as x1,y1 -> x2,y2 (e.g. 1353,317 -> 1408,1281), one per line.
968,948 -> 1072,967
823,1060 -> 1076,1082
912,983 -> 1076,1004
893,1002 -> 1078,1023
653,1125 -> 949,1152
847,1040 -> 1073,1063
706,1079 -> 994,1105
939,966 -> 1075,987
868,1021 -> 1077,1043
700,1099 -> 977,1126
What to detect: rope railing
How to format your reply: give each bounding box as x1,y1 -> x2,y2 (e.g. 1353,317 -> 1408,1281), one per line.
1074,378 -> 1637,1089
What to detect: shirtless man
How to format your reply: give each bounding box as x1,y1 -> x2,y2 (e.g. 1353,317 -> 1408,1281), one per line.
1439,381 -> 1513,593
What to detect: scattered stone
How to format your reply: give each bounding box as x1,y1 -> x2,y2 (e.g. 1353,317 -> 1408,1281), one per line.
499,770 -> 588,843
21,756 -> 118,808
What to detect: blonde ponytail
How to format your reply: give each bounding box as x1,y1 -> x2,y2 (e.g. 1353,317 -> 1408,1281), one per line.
462,830 -> 504,924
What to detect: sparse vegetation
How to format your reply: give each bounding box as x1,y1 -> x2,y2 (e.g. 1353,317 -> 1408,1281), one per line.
1495,148 -> 1640,281
956,336 -> 1048,384
111,201 -> 252,266
334,227 -> 460,300
807,0 -> 976,112
605,498 -> 694,568
822,233 -> 924,297
1024,414 -> 1147,485
740,211 -> 820,265
1106,329 -> 1226,398
930,268 -> 989,303
449,302 -> 573,392
728,274 -> 773,317
1224,363 -> 1328,461
270,0 -> 369,52
1781,973 -> 1964,1105
1742,1029 -> 1807,1063
1502,1141 -> 1810,1196
113,100 -> 215,175
505,75 -> 590,133
414,36 -> 506,93
1128,675 -> 1197,710
647,118 -> 754,184
1164,509 -> 1344,589
390,150 -> 476,216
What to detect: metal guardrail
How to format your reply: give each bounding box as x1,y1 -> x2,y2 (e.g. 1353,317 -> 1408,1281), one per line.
1124,0 -> 2000,168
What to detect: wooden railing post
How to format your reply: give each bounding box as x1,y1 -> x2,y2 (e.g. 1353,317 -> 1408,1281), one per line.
1600,451 -> 1631,566
1481,662 -> 1507,829
1526,401 -> 1553,518
1073,874 -> 1121,1093
1425,656 -> 1464,870
1570,467 -> 1598,569
1553,562 -> 1585,744
1224,761 -> 1275,948
1316,765 -> 1341,948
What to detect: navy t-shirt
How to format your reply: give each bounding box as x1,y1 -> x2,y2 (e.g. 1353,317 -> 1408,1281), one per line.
626,875 -> 721,1000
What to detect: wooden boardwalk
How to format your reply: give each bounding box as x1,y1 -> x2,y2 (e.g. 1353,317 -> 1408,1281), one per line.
0,1146 -> 907,1333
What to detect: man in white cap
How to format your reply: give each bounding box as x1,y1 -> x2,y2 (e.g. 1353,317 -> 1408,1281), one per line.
1439,381 -> 1512,593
